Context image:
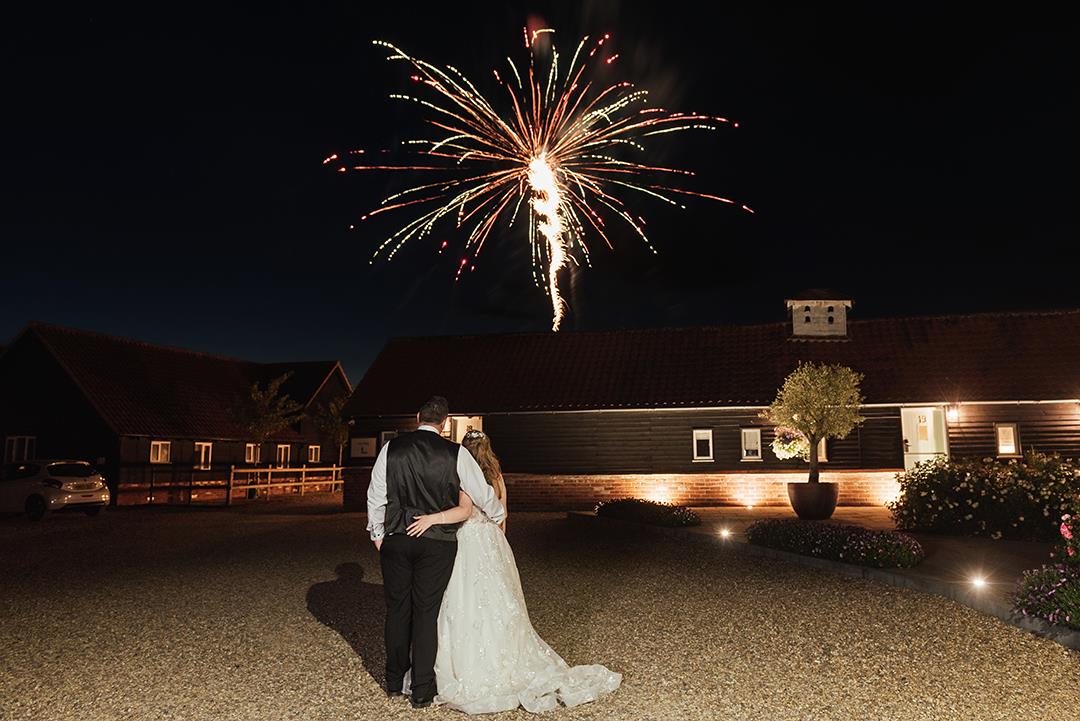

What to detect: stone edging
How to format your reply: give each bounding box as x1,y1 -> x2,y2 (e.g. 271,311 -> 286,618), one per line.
568,511 -> 1080,652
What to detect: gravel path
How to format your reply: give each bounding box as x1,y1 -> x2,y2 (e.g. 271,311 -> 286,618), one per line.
1,500 -> 1077,720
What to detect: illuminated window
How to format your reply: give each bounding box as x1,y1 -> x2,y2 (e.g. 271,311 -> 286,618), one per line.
380,430 -> 398,447
245,443 -> 260,464
916,414 -> 930,442
194,442 -> 213,470
740,428 -> 762,461
276,444 -> 291,468
150,441 -> 171,464
308,445 -> 321,464
692,429 -> 714,462
3,436 -> 35,463
995,424 -> 1020,457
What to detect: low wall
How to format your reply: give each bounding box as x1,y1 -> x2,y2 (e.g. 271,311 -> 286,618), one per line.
504,470 -> 901,511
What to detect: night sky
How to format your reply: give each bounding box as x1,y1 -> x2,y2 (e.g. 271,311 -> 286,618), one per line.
4,4 -> 1078,381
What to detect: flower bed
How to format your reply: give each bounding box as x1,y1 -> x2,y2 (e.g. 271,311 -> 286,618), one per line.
887,452 -> 1080,542
1013,510 -> 1080,630
745,518 -> 925,568
1013,563 -> 1080,631
594,498 -> 701,527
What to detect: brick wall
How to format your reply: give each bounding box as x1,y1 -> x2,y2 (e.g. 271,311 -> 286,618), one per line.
503,470 -> 902,511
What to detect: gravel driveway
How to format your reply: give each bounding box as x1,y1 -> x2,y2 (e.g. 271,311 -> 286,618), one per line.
1,499 -> 1077,721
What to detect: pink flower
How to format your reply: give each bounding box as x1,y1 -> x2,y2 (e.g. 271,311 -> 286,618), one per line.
1062,523 -> 1074,540
1069,547 -> 1076,557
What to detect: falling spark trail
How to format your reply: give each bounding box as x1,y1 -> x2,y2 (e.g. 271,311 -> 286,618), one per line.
345,29 -> 750,330
527,152 -> 567,329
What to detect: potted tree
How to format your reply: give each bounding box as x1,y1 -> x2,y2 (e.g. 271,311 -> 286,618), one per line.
766,362 -> 864,520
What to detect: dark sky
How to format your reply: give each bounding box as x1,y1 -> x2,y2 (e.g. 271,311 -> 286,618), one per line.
4,4 -> 1078,381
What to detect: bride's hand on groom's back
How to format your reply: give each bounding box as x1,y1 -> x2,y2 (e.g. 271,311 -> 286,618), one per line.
407,514 -> 439,537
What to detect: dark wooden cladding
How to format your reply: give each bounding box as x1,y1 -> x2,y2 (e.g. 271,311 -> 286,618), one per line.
349,407 -> 904,474
349,404 -> 1080,477
947,402 -> 1080,458
487,408 -> 903,474
346,417 -> 418,467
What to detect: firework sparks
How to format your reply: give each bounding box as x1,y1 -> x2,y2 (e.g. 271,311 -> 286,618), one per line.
345,29 -> 751,331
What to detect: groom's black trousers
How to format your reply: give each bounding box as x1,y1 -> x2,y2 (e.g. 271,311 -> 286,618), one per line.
380,533 -> 458,701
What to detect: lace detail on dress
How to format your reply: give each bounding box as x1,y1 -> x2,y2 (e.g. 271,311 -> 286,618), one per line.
432,510 -> 621,714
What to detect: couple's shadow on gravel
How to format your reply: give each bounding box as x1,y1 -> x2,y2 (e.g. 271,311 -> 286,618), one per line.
306,563 -> 386,687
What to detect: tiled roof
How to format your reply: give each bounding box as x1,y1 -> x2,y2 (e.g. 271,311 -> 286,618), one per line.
27,323 -> 343,440
345,310 -> 1080,416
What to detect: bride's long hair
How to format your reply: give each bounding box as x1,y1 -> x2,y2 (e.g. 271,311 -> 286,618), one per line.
462,430 -> 506,502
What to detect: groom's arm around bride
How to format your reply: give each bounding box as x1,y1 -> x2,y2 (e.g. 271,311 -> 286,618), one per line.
365,422 -> 505,549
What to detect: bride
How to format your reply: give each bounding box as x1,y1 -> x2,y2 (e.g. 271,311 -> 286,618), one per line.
404,430 -> 621,714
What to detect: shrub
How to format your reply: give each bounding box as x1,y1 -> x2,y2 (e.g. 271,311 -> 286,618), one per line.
1013,563 -> 1080,631
594,498 -> 701,527
1056,510 -> 1079,566
745,518 -> 925,568
887,451 -> 1080,542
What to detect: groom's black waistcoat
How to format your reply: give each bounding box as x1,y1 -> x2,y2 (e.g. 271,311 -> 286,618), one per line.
385,430 -> 463,542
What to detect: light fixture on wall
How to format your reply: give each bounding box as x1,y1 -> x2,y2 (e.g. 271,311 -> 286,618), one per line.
946,404 -> 960,423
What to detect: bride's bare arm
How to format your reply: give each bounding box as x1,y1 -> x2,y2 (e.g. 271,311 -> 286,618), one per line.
406,491 -> 474,537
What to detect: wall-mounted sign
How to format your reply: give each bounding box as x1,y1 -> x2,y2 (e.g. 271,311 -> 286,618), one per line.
350,437 -> 377,458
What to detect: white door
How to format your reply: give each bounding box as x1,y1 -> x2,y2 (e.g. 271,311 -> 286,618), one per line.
900,407 -> 948,470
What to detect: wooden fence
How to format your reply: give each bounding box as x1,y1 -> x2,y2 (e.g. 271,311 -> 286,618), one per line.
113,465 -> 344,506
225,465 -> 345,505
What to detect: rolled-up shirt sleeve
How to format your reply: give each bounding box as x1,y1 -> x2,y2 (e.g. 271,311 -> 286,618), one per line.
366,443 -> 390,541
457,446 -> 506,524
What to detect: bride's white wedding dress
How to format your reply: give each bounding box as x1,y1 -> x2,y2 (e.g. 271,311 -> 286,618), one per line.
432,508 -> 621,714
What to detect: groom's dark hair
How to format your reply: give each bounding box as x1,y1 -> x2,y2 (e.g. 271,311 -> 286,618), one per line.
418,396 -> 449,425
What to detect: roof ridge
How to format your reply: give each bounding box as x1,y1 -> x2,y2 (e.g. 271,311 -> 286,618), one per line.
259,359 -> 341,367
850,307 -> 1080,325
28,321 -> 250,364
26,322 -> 336,367
381,306 -> 1080,344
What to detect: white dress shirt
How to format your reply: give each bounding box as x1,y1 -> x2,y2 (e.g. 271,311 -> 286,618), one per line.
366,425 -> 506,541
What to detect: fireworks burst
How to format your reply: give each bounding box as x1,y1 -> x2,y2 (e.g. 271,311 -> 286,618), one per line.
338,28 -> 752,331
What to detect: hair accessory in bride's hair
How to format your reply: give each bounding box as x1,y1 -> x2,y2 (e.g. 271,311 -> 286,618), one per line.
463,429 -> 486,439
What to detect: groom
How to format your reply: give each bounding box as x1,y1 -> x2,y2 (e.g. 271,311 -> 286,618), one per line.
366,395 -> 506,708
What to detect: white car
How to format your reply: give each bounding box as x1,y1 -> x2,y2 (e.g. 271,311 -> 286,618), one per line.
0,460 -> 110,520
